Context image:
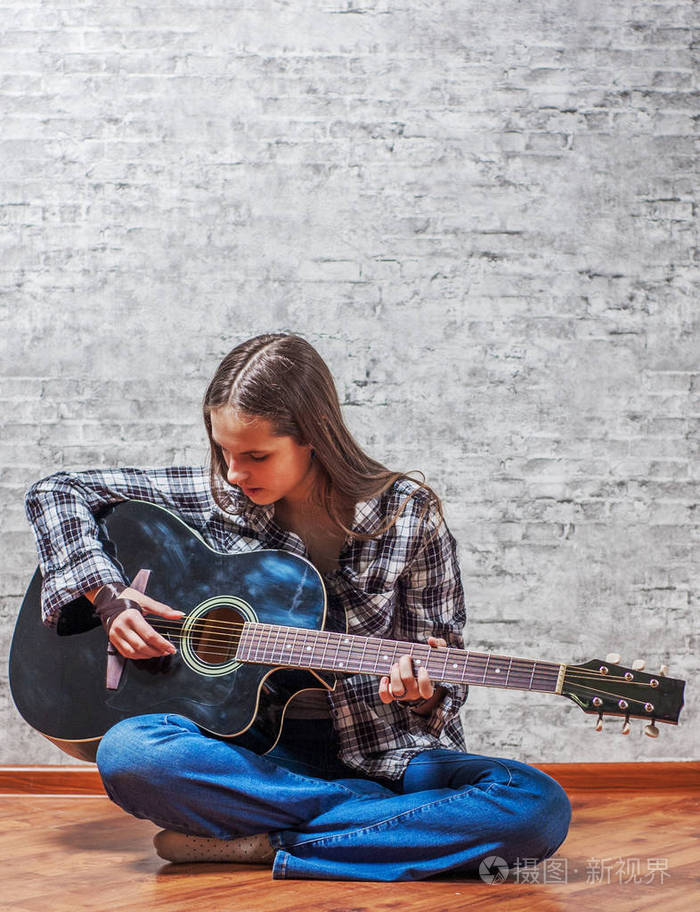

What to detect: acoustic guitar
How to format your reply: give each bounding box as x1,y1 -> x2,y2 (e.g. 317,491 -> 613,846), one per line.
9,500 -> 686,763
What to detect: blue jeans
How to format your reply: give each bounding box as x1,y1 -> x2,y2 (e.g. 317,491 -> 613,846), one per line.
96,714 -> 571,882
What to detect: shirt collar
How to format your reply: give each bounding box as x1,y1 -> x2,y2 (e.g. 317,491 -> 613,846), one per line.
218,480 -> 384,537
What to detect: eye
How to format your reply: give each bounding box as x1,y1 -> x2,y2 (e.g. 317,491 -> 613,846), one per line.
250,455 -> 268,462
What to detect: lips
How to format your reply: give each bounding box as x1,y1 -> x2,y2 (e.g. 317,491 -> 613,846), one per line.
241,486 -> 262,497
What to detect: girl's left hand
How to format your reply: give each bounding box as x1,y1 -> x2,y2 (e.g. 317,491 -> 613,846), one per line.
378,636 -> 447,705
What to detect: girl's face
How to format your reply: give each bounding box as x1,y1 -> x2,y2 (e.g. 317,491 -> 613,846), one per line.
209,407 -> 315,507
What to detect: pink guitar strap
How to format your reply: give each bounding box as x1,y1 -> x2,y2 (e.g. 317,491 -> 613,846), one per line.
105,568 -> 151,691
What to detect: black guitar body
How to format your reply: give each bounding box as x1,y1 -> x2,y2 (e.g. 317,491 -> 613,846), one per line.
9,501 -> 335,762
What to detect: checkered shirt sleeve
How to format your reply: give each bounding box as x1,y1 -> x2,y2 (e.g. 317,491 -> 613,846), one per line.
24,467 -> 215,627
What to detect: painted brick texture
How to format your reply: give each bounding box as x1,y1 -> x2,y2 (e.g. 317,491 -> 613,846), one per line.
0,1 -> 697,763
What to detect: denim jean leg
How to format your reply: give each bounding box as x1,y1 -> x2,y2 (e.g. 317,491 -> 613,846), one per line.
271,750 -> 571,881
96,714 -> 391,839
96,716 -> 571,882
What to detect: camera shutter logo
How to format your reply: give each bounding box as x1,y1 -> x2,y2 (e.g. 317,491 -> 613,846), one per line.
479,855 -> 509,884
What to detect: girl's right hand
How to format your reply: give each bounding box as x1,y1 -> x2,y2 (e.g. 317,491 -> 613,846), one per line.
105,588 -> 185,660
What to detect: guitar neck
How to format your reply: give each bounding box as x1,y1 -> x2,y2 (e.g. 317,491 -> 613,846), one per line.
236,623 -> 564,694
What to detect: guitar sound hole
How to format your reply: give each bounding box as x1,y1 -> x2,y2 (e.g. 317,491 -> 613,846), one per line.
191,606 -> 243,666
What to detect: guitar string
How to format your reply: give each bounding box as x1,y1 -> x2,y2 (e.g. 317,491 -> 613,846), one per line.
135,620 -> 661,694
556,681 -> 657,707
125,635 -> 659,707
142,618 -> 655,682
143,620 -> 561,684
147,619 -> 652,670
134,636 -> 658,693
139,613 -> 641,677
143,629 -> 559,673
145,615 -> 561,667
141,616 -> 668,682
146,618 -> 562,669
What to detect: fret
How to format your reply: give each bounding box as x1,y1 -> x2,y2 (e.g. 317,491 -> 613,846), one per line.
357,635 -> 369,673
504,656 -> 513,688
278,625 -> 293,663
281,625 -> 296,664
373,639 -> 390,677
248,623 -> 260,662
333,633 -> 346,670
243,623 -> 255,663
414,644 -> 429,676
365,637 -> 380,674
367,636 -> 383,673
290,626 -> 302,667
271,624 -> 283,664
258,623 -> 269,664
339,632 -> 354,670
236,622 -> 250,660
482,653 -> 491,685
462,650 -> 470,684
261,622 -> 274,664
377,638 -> 390,674
329,632 -> 341,670
319,627 -> 331,671
375,641 -> 390,676
331,634 -> 345,670
528,662 -> 535,690
249,623 -> 262,663
300,627 -> 314,667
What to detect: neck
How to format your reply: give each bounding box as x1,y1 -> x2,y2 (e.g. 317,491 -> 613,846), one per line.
236,624 -> 563,694
277,462 -> 323,514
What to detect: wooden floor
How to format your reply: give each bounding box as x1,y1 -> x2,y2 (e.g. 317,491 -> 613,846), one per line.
2,785 -> 698,912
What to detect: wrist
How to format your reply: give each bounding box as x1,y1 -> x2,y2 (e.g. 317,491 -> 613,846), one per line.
87,582 -> 125,605
92,583 -> 135,633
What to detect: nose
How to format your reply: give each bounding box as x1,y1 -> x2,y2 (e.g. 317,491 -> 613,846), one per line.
225,458 -> 249,486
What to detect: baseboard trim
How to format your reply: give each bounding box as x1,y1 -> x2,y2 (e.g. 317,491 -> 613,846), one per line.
0,761 -> 698,795
0,766 -> 105,795
537,761 -> 700,791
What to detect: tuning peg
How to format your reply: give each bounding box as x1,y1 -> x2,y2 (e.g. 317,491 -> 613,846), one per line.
621,717 -> 631,735
632,659 -> 645,671
595,713 -> 603,732
605,653 -> 621,664
659,665 -> 668,677
644,722 -> 659,738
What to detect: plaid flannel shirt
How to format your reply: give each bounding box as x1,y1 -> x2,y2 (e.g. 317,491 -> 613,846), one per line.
25,466 -> 469,779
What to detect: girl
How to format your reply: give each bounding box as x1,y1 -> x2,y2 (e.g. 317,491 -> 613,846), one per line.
25,332 -> 571,882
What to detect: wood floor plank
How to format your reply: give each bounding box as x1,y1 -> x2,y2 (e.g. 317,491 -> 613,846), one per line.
3,761 -> 698,794
1,790 -> 698,912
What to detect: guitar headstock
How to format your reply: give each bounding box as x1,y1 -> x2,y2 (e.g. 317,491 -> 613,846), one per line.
562,654 -> 685,736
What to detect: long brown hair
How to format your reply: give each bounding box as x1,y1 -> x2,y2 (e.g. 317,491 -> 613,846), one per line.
202,333 -> 442,540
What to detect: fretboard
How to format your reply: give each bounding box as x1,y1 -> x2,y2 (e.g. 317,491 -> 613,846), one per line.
236,623 -> 562,694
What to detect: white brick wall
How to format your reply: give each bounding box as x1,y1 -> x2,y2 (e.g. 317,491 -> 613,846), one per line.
1,0 -> 697,763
